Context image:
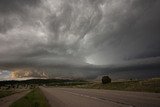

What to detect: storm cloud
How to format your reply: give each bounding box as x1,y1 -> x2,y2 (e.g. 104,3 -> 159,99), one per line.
0,0 -> 160,80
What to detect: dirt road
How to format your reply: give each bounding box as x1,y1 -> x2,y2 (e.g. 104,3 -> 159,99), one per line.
0,90 -> 30,107
40,87 -> 160,107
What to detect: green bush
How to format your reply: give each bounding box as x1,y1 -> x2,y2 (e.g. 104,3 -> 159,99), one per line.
102,76 -> 111,84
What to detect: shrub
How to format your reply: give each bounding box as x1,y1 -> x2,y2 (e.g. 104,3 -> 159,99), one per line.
102,76 -> 111,84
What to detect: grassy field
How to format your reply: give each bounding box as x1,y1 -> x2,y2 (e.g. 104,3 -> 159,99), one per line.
10,88 -> 50,107
75,78 -> 160,93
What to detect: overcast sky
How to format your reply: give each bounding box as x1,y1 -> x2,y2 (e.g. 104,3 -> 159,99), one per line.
0,0 -> 160,80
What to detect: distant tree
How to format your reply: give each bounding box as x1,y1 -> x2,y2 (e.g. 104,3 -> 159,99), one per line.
17,84 -> 19,88
102,76 -> 111,84
130,78 -> 133,81
12,85 -> 15,89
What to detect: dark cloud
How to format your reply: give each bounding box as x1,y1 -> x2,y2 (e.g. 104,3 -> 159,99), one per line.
0,0 -> 41,33
87,0 -> 160,64
0,0 -> 41,14
0,0 -> 160,79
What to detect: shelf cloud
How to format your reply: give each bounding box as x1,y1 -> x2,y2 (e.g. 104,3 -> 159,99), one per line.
0,0 -> 160,80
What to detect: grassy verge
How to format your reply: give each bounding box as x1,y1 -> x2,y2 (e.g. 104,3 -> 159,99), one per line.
76,78 -> 160,93
0,91 -> 17,98
10,88 -> 50,107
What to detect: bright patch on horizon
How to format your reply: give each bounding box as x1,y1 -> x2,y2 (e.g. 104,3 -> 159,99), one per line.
0,70 -> 12,80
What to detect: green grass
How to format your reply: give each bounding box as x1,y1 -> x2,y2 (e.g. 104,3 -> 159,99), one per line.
76,78 -> 160,93
10,88 -> 50,107
0,91 -> 17,98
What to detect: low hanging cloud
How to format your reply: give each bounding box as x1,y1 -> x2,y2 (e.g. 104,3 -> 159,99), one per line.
0,0 -> 160,79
